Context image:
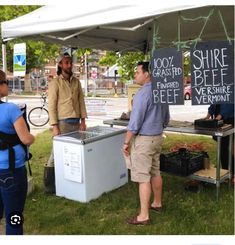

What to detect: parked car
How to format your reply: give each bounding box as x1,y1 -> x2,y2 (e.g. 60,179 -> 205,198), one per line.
184,85 -> 191,100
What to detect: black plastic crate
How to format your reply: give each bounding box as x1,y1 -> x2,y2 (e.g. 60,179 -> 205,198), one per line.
160,148 -> 204,176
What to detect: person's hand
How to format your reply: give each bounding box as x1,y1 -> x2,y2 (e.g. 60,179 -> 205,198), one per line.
79,120 -> 86,131
122,143 -> 129,156
52,124 -> 61,136
215,114 -> 222,120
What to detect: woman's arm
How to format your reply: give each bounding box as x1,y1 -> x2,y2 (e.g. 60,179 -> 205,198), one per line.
14,116 -> 35,145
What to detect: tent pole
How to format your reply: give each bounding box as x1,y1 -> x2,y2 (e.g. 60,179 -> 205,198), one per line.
84,53 -> 88,97
2,41 -> 8,102
2,42 -> 7,73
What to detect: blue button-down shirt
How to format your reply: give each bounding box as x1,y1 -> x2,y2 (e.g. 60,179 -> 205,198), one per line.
208,104 -> 234,120
127,82 -> 170,135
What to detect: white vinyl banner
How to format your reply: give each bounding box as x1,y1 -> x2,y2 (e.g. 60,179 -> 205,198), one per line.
13,43 -> 26,77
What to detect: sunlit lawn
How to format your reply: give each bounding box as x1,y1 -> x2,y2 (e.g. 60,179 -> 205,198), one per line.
22,130 -> 234,235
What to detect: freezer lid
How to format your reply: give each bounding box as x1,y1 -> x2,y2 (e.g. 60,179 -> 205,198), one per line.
53,126 -> 126,144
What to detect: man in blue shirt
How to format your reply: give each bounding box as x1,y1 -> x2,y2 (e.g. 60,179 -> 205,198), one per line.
122,62 -> 169,225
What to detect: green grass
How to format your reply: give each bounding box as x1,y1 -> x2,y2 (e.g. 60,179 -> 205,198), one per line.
23,130 -> 234,235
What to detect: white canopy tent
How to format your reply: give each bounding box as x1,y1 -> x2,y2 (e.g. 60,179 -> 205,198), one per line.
1,3 -> 234,52
1,2 -> 234,96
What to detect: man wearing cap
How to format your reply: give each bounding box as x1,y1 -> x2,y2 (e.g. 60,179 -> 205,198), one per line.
45,52 -> 87,193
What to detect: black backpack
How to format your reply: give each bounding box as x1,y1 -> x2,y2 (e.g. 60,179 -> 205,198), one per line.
0,101 -> 32,174
18,103 -> 30,131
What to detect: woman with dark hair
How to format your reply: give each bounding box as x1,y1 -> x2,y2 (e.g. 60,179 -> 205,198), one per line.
0,70 -> 34,235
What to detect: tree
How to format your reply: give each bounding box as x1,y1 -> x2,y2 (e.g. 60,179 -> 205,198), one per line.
98,51 -> 117,67
183,55 -> 191,78
74,48 -> 92,59
98,51 -> 145,82
0,6 -> 60,74
117,52 -> 145,82
6,39 -> 60,74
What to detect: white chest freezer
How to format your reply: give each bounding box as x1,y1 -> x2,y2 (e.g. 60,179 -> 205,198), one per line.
53,126 -> 128,202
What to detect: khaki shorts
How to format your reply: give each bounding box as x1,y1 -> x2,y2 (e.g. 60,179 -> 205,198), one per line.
130,135 -> 163,183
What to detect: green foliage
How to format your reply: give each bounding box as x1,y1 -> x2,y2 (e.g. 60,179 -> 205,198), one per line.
98,51 -> 145,82
184,55 -> 191,77
117,52 -> 145,82
6,40 -> 60,73
74,48 -> 92,59
0,6 -> 60,74
98,51 -> 117,67
0,6 -> 39,21
23,130 -> 234,235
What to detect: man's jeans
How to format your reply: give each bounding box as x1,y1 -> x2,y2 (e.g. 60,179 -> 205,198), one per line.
0,166 -> 28,235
